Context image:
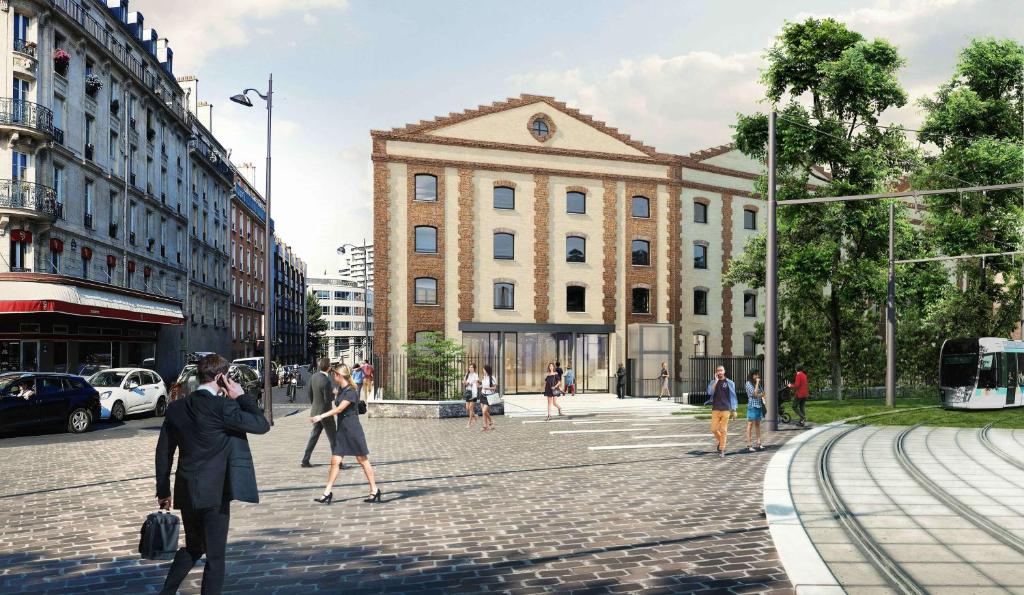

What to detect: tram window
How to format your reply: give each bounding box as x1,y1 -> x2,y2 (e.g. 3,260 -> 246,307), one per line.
941,352 -> 978,387
978,354 -> 998,389
1017,353 -> 1024,386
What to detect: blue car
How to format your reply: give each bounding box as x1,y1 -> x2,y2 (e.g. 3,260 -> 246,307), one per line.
0,372 -> 101,434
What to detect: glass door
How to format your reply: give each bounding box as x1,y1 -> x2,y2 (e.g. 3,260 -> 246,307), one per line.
20,340 -> 39,371
575,334 -> 609,392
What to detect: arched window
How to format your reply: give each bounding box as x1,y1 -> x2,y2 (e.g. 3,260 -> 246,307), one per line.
494,186 -> 515,210
414,277 -> 437,305
566,285 -> 586,312
493,232 -> 514,260
414,226 -> 437,253
631,239 -> 650,266
743,333 -> 756,356
694,201 -> 708,223
566,236 -> 586,263
567,191 -> 586,214
632,287 -> 650,314
632,195 -> 650,218
494,283 -> 514,309
743,208 -> 757,230
694,244 -> 708,269
414,174 -> 437,201
693,288 -> 708,315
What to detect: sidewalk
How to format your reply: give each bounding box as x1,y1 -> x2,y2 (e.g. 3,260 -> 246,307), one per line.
503,392 -> 698,417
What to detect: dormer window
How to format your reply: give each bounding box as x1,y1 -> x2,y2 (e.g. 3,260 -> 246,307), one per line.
528,113 -> 555,142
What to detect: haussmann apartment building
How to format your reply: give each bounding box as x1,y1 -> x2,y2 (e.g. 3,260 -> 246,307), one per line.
371,94 -> 767,395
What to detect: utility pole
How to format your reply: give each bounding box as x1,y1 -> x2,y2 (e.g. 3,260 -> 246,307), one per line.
766,111 -> 779,431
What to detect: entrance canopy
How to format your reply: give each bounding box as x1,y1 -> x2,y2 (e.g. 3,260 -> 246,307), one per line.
0,275 -> 184,325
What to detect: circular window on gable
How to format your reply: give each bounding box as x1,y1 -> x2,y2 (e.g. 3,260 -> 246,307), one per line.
528,113 -> 556,142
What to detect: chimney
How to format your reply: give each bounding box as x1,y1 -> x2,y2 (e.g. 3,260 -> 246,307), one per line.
126,11 -> 144,39
177,75 -> 198,114
156,38 -> 173,75
106,0 -> 128,23
239,162 -> 257,186
197,101 -> 213,132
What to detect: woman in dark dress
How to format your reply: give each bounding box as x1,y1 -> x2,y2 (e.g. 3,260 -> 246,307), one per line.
543,362 -> 564,421
309,364 -> 381,504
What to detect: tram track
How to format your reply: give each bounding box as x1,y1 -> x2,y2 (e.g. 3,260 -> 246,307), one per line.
977,423 -> 1024,471
816,424 -> 927,595
895,424 -> 1024,556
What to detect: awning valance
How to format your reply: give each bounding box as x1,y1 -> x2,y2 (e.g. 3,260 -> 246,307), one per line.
0,278 -> 184,324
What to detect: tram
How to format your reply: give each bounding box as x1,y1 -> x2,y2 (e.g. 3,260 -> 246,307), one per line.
939,337 -> 1024,409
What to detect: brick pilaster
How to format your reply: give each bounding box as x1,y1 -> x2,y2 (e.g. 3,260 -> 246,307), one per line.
625,183 -> 658,325
668,183 -> 682,378
407,167 -> 446,343
602,180 -> 618,325
457,168 -> 475,322
372,163 -> 390,355
720,194 -> 734,356
533,174 -> 550,323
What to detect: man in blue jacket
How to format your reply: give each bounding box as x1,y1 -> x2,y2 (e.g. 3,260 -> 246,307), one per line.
706,365 -> 737,458
155,354 -> 270,594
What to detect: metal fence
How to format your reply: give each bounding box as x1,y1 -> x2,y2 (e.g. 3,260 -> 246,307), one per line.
374,353 -> 490,401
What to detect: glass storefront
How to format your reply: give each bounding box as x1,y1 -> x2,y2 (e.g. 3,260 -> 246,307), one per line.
464,330 -> 609,394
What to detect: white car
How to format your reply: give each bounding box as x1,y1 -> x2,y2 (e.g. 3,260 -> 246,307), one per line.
88,368 -> 168,421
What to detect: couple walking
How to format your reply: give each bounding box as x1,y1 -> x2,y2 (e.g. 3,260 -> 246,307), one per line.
463,363 -> 498,431
706,366 -> 766,458
303,357 -> 380,504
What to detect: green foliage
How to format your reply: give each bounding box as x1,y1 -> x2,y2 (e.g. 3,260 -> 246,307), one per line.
402,332 -> 466,400
917,37 -> 1024,339
729,17 -> 930,397
305,290 -> 329,360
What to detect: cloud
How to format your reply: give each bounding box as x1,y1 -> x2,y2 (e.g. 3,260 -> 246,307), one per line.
510,51 -> 765,154
302,13 -> 320,26
132,0 -> 348,70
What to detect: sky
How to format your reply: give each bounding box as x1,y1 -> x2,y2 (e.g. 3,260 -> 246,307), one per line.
134,0 -> 1024,276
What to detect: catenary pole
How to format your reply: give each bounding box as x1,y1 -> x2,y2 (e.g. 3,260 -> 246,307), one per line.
886,202 -> 896,407
766,111 -> 778,431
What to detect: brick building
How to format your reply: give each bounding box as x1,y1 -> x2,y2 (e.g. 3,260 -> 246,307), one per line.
229,172 -> 268,359
272,237 -> 306,365
371,94 -> 766,394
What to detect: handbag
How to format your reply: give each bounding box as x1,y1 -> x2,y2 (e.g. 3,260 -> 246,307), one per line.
138,510 -> 180,560
486,392 -> 503,406
358,400 -> 367,415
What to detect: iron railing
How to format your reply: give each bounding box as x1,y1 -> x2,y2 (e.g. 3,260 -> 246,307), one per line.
373,352 -> 491,401
0,98 -> 55,137
0,180 -> 61,218
13,38 -> 36,57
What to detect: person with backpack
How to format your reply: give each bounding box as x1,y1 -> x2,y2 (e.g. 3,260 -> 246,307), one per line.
478,364 -> 499,431
564,365 -> 576,396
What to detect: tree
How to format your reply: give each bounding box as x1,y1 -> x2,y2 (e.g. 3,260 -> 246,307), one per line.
403,332 -> 466,400
306,290 -> 328,361
916,38 -> 1024,340
728,18 -> 922,398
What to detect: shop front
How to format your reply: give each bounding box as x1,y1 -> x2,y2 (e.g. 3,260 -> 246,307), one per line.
0,274 -> 184,376
460,323 -> 612,394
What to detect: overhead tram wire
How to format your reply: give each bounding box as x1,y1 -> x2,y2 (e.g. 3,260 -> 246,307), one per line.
795,114 -> 1024,147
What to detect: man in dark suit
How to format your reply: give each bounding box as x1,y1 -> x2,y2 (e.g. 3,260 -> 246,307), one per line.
301,357 -> 336,467
155,354 -> 270,595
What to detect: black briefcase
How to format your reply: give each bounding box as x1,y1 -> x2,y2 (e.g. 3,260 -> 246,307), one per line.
139,510 -> 180,560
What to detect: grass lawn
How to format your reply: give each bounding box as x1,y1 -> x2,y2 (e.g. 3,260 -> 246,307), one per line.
679,396 -> 1024,428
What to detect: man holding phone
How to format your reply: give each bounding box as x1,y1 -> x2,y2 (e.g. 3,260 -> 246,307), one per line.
155,354 -> 270,595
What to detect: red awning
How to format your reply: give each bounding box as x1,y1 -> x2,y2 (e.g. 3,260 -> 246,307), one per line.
0,278 -> 184,324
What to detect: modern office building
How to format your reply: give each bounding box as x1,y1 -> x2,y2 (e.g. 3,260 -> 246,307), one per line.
272,237 -> 306,365
229,171 -> 269,360
371,94 -> 766,393
0,0 -> 196,380
337,242 -> 373,290
308,274 -> 372,363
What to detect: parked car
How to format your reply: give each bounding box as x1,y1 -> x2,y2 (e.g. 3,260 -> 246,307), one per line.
169,363 -> 264,409
74,363 -> 109,378
87,368 -> 168,421
0,372 -> 101,434
232,357 -> 279,386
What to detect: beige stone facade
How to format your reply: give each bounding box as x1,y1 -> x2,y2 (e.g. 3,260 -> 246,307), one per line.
371,95 -> 765,392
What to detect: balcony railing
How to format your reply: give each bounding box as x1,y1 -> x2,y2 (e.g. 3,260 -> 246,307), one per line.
0,99 -> 56,138
0,180 -> 61,218
13,38 -> 36,57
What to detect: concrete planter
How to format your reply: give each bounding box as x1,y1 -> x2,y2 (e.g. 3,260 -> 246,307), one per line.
367,399 -> 504,419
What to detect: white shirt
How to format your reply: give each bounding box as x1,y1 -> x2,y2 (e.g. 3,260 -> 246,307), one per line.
481,375 -> 496,395
465,372 -> 479,397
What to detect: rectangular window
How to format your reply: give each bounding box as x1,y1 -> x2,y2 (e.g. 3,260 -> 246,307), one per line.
567,191 -> 586,214
84,180 -> 94,227
53,165 -> 64,205
13,14 -> 29,48
11,151 -> 28,180
631,287 -> 650,314
494,186 -> 515,209
567,286 -> 585,312
414,174 -> 437,201
81,254 -> 89,279
743,334 -> 755,357
49,248 -> 60,274
693,289 -> 707,315
744,293 -> 757,317
494,283 -> 514,310
744,209 -> 757,230
693,334 -> 707,357
694,202 -> 708,224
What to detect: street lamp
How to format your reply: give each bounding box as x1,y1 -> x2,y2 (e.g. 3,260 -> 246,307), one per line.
231,74 -> 274,425
337,241 -> 370,363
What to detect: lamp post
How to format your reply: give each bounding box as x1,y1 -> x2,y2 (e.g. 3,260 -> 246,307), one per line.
337,241 -> 370,362
231,74 -> 273,425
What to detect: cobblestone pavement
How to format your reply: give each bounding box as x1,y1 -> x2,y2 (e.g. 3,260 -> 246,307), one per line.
0,405 -> 799,594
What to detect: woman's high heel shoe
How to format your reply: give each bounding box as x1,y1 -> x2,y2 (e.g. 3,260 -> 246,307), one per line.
314,492 -> 333,505
364,488 -> 382,503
